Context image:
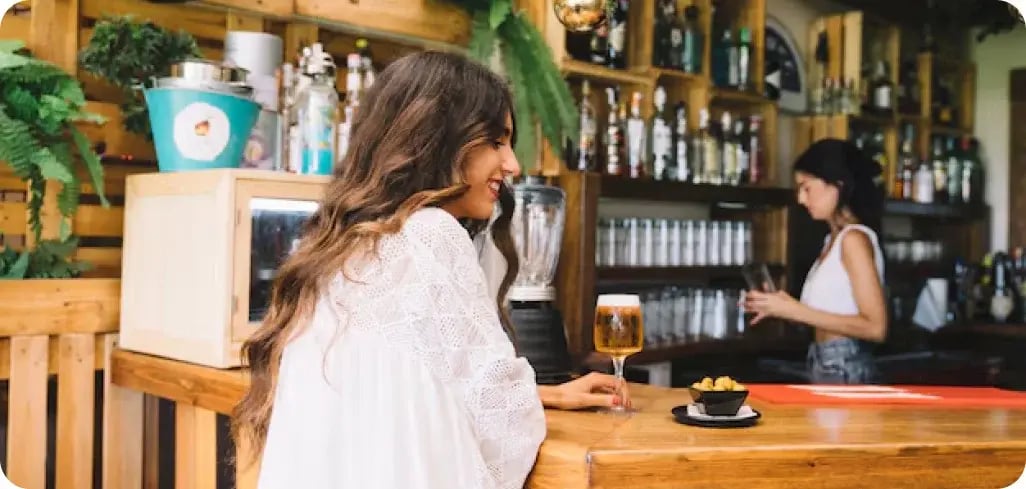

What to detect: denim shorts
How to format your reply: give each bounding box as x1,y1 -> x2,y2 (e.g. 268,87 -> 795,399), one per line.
807,338 -> 878,384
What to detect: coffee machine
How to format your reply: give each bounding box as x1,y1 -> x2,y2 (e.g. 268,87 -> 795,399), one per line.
508,176 -> 574,384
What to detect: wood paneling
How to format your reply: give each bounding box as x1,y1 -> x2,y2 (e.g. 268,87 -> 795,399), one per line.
0,279 -> 121,337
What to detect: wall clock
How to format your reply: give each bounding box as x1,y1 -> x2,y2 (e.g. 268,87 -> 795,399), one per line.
765,15 -> 807,114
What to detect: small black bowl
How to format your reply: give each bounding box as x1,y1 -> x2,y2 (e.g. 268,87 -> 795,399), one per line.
688,388 -> 749,416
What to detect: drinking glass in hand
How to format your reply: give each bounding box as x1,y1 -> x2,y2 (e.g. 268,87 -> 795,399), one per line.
742,263 -> 776,292
594,294 -> 643,413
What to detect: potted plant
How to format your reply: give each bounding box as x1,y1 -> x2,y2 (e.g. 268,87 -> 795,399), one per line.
78,15 -> 201,140
0,40 -> 108,279
446,0 -> 579,173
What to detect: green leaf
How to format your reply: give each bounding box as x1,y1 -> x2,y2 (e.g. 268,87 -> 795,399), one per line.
467,10 -> 498,63
70,125 -> 108,207
489,0 -> 511,29
0,40 -> 26,53
0,250 -> 30,279
499,39 -> 537,171
33,147 -> 74,183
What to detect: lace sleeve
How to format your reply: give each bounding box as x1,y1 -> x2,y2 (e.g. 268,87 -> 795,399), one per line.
332,209 -> 546,489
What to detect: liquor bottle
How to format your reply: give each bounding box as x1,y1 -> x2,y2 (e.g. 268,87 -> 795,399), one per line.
870,60 -> 894,114
748,115 -> 762,184
626,91 -> 646,178
990,252 -> 1016,323
895,123 -> 916,200
734,119 -> 749,185
871,130 -> 888,193
930,136 -> 948,203
719,111 -> 738,185
692,108 -> 711,184
569,80 -> 597,171
945,136 -> 961,204
712,29 -> 736,88
649,86 -> 673,180
914,150 -> 934,204
666,3 -> 683,70
809,31 -> 828,114
673,101 -> 690,182
737,27 -> 752,91
703,110 -> 721,185
607,0 -> 629,69
653,0 -> 679,68
355,38 -> 375,90
959,136 -> 975,204
680,5 -> 703,74
604,87 -> 624,176
338,53 -> 362,163
589,21 -> 609,65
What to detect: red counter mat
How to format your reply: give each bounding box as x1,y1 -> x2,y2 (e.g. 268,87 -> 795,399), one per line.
747,384 -> 1026,408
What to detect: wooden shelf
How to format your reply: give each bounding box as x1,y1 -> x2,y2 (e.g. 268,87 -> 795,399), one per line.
710,87 -> 771,106
930,124 -> 971,136
596,264 -> 786,285
629,336 -> 807,364
599,175 -> 792,206
642,67 -> 705,85
938,323 -> 1026,340
884,199 -> 988,219
850,112 -> 897,127
560,58 -> 653,86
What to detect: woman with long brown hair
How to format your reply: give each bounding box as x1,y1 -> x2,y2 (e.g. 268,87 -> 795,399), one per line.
233,51 -> 624,488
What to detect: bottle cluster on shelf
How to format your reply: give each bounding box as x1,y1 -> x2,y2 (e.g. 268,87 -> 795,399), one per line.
596,218 -> 753,268
887,125 -> 984,205
809,76 -> 862,116
651,0 -> 703,75
947,249 -> 1026,326
279,39 -> 376,174
566,83 -> 764,185
635,285 -> 748,348
564,0 -> 628,69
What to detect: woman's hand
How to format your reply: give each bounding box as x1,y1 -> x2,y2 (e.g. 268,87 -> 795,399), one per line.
744,290 -> 803,325
539,372 -> 630,411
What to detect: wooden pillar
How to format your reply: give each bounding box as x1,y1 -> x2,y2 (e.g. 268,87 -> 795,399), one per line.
175,403 -> 218,489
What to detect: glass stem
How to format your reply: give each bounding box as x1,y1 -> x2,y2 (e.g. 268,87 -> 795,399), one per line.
611,354 -> 626,404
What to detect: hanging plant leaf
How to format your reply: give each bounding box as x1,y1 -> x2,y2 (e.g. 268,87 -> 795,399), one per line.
489,0 -> 512,28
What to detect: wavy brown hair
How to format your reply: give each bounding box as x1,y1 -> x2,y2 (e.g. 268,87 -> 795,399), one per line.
232,51 -> 519,455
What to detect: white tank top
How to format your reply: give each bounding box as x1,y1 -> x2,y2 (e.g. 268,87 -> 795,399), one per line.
799,224 -> 885,316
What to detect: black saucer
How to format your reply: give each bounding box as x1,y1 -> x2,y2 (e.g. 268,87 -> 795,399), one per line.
671,404 -> 762,428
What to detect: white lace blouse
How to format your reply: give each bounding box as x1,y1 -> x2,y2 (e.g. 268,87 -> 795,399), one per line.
256,207 -> 546,489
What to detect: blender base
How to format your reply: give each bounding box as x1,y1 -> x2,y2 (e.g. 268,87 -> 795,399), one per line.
509,301 -> 574,385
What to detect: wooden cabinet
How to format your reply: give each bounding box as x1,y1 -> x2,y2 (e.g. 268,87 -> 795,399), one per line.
119,170 -> 329,368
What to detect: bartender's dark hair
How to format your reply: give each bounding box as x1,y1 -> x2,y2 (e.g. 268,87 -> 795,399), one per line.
232,50 -> 518,457
793,138 -> 885,234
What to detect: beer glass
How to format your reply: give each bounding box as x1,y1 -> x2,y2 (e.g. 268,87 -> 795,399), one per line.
594,294 -> 643,413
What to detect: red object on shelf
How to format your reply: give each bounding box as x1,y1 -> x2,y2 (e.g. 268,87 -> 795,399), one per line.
747,384 -> 1026,408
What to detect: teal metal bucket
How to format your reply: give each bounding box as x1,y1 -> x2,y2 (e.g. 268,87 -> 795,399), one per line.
144,87 -> 260,172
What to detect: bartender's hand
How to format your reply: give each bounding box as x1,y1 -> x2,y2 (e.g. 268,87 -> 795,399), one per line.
538,372 -> 631,410
744,289 -> 802,325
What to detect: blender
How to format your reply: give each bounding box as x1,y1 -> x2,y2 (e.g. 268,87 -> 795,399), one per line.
509,177 -> 573,384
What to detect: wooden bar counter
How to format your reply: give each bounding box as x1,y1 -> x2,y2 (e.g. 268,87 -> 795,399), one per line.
108,348 -> 1026,489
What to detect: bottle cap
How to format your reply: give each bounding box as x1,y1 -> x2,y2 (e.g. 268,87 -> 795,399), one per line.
356,38 -> 368,50
347,53 -> 361,69
654,86 -> 666,107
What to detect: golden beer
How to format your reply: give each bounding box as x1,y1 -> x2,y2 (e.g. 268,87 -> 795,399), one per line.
593,296 -> 644,356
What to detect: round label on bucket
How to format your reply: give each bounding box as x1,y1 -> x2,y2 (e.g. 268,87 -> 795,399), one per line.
173,102 -> 231,162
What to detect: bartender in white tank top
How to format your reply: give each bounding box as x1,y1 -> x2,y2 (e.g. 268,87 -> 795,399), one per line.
744,139 -> 888,384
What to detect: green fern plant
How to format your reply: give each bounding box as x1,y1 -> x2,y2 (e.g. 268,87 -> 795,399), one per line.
447,0 -> 579,171
78,15 -> 201,140
0,40 -> 107,279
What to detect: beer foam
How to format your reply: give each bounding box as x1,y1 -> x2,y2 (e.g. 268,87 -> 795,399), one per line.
596,294 -> 640,307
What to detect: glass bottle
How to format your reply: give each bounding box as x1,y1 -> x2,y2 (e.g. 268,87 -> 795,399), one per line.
945,136 -> 962,204
737,27 -> 752,91
674,101 -> 689,182
606,0 -> 629,69
604,87 -> 624,176
295,44 -> 339,175
680,5 -> 703,74
626,91 -> 646,178
649,86 -> 673,180
931,136 -> 948,203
